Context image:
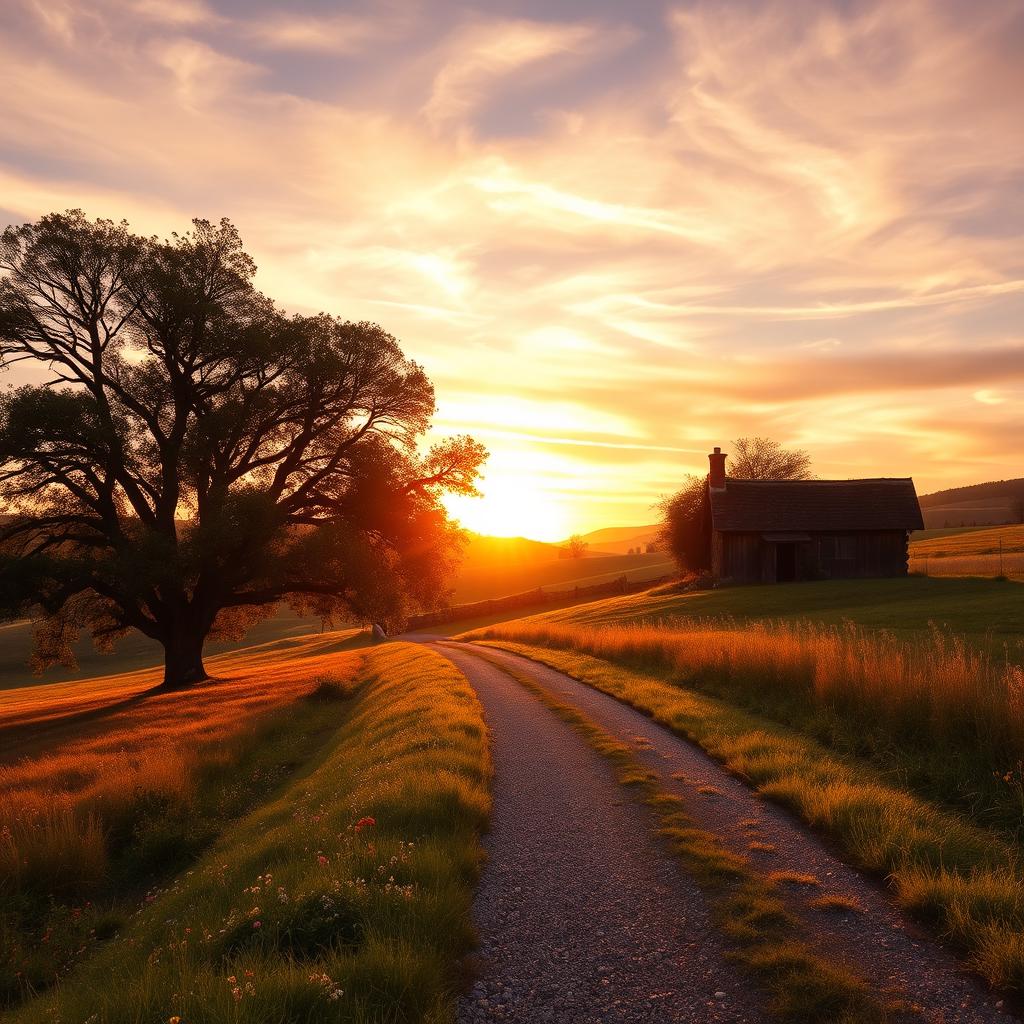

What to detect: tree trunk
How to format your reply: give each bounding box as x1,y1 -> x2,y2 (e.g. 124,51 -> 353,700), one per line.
159,626 -> 209,690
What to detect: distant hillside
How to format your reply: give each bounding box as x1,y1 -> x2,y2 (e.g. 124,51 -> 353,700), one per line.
918,479 -> 1024,529
562,523 -> 662,555
459,532 -> 561,568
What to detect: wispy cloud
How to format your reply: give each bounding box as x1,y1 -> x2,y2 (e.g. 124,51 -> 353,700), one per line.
0,0 -> 1021,534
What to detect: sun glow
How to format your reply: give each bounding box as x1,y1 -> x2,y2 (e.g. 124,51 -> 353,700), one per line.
444,474 -> 571,542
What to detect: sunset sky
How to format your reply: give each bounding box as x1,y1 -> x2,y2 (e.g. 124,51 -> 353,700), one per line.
1,0 -> 1022,540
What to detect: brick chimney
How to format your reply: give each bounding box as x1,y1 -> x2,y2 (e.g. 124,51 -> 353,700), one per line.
708,446 -> 727,489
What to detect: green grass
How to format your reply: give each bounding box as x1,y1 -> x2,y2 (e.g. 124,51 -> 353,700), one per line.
467,648 -> 901,1023
469,637 -> 1024,991
7,643 -> 490,1024
525,575 -> 1024,644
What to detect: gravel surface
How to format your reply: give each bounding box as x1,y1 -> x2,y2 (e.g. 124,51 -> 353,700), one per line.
435,643 -> 765,1024
457,642 -> 1017,1024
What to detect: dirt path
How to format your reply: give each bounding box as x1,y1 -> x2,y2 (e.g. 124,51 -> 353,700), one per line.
435,641 -> 1014,1024
435,642 -> 765,1023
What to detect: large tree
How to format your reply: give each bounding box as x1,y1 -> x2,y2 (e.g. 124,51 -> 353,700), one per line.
0,212 -> 486,688
659,437 -> 813,572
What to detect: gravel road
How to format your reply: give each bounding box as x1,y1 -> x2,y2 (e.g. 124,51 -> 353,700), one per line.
435,642 -> 765,1024
444,642 -> 1016,1024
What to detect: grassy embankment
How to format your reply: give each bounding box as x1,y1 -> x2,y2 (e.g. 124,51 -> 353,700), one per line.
465,577 -> 1024,988
2,641 -> 489,1022
468,648 -> 900,1023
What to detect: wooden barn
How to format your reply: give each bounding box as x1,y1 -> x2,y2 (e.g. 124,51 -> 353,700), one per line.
705,448 -> 924,583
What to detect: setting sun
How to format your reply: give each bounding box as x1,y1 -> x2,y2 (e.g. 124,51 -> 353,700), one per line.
444,473 -> 571,542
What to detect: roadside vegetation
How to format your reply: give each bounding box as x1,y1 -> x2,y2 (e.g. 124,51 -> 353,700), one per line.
3,642 -> 490,1022
468,649 -> 900,1022
466,624 -> 1024,990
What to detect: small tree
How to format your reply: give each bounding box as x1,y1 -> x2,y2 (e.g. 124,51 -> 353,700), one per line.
729,436 -> 812,480
658,437 -> 814,573
566,534 -> 588,559
0,212 -> 486,689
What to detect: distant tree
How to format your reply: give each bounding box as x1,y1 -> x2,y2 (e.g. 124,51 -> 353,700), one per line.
729,436 -> 813,480
658,437 -> 814,573
0,211 -> 486,689
566,534 -> 588,559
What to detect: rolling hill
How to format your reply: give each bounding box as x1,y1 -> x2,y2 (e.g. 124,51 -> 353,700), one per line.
918,478 -> 1024,529
562,523 -> 662,555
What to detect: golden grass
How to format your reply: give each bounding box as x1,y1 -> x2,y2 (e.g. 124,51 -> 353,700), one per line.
8,642 -> 491,1023
909,552 -> 1024,577
467,618 -> 1024,822
0,633 -> 364,894
473,638 -> 1024,991
912,524 -> 1024,558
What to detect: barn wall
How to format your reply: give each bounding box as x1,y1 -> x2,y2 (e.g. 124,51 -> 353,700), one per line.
716,530 -> 911,583
817,531 -> 909,578
720,532 -> 763,582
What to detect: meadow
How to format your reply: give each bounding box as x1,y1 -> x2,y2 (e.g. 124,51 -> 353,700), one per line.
464,573 -> 1024,988
1,639 -> 490,1021
909,524 -> 1024,578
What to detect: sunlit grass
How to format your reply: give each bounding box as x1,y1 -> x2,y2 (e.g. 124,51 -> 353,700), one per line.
466,617 -> 1024,830
1,639 -> 368,1008
6,642 -> 490,1023
468,634 -> 1024,991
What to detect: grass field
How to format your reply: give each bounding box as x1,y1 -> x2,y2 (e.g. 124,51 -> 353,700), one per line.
1,640 -> 490,1021
526,575 -> 1024,644
908,524 -> 1024,578
0,543 -> 672,692
458,570 -> 1024,990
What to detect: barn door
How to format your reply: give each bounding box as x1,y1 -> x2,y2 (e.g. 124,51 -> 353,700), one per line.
776,543 -> 797,582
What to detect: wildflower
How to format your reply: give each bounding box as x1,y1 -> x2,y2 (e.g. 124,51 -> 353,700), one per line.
169,1017 -> 181,1024
354,816 -> 376,832
318,855 -> 329,866
253,921 -> 262,929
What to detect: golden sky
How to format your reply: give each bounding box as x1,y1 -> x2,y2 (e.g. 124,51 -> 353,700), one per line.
1,0 -> 1022,540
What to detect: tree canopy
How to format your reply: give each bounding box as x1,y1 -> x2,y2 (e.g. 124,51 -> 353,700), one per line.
729,436 -> 813,481
0,211 -> 486,688
659,437 -> 813,572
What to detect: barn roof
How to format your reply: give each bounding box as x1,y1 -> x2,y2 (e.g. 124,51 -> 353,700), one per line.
709,478 -> 924,533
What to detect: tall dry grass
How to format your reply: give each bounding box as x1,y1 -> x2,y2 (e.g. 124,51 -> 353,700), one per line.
910,552 -> 1024,577
478,618 -> 1024,758
473,617 -> 1024,822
